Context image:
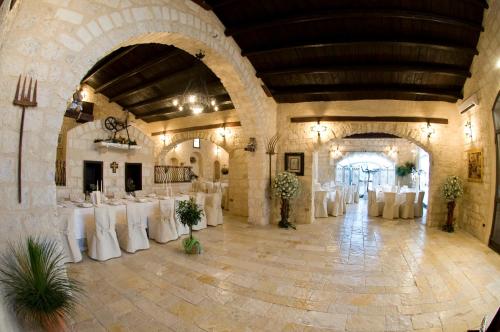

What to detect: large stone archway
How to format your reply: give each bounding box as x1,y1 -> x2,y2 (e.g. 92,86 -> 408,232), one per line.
0,0 -> 277,249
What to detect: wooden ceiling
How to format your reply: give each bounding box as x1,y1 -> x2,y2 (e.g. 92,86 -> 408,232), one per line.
82,44 -> 233,123
195,0 -> 486,103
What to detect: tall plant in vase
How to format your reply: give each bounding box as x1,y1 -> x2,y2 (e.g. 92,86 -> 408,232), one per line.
176,198 -> 204,254
273,171 -> 300,229
441,175 -> 464,232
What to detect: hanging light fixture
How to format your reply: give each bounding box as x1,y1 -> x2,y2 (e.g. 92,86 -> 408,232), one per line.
172,50 -> 219,115
311,121 -> 327,137
217,124 -> 231,138
421,122 -> 435,138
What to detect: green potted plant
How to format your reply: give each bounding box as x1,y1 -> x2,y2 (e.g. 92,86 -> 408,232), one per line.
441,175 -> 464,232
176,198 -> 204,254
273,171 -> 300,229
0,237 -> 83,332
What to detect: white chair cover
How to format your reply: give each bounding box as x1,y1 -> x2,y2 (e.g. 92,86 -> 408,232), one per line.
399,192 -> 416,219
368,190 -> 384,217
382,192 -> 400,219
314,191 -> 328,218
149,198 -> 178,243
58,209 -> 82,263
87,206 -> 121,261
116,202 -> 150,253
346,185 -> 354,204
206,192 -> 223,226
341,187 -> 348,214
353,184 -> 359,203
192,193 -> 208,231
175,195 -> 190,236
414,191 -> 425,218
327,191 -> 341,217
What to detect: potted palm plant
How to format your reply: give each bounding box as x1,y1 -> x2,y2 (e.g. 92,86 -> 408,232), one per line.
441,175 -> 464,232
176,198 -> 204,254
0,237 -> 83,332
273,171 -> 300,229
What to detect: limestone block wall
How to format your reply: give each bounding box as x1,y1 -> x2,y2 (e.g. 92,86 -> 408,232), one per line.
58,120 -> 155,199
275,100 -> 462,226
459,0 -> 500,243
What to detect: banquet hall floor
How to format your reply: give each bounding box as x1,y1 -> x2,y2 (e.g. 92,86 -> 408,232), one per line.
67,202 -> 500,332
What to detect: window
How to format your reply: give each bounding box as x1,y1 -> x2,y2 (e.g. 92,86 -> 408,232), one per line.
193,138 -> 200,149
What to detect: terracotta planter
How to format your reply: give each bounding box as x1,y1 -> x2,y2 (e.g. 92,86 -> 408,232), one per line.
40,312 -> 67,332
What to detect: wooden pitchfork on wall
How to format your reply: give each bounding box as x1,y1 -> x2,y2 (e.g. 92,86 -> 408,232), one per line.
13,75 -> 38,203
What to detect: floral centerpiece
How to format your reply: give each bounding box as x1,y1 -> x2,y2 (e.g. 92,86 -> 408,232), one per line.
441,175 -> 464,232
273,171 -> 300,229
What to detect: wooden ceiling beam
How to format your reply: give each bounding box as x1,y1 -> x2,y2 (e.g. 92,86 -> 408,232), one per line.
109,61 -> 205,103
126,90 -> 229,111
243,40 -> 479,57
190,0 -> 211,10
152,121 -> 241,136
270,85 -> 462,101
226,9 -> 483,36
257,64 -> 471,79
94,49 -> 184,93
81,45 -> 139,84
136,100 -> 233,119
290,116 -> 448,125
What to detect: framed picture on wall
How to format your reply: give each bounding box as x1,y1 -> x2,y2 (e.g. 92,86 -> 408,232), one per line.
284,152 -> 305,176
193,138 -> 200,149
467,148 -> 483,182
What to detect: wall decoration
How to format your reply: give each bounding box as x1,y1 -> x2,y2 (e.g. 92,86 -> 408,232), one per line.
467,148 -> 483,182
284,152 -> 304,176
190,156 -> 196,164
110,161 -> 119,173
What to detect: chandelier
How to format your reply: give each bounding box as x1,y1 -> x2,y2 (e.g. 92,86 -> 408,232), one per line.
171,51 -> 219,115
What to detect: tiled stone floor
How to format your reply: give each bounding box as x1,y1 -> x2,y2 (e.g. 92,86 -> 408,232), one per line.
67,202 -> 500,331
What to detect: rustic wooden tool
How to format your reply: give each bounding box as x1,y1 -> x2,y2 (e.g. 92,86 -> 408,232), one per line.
265,133 -> 280,197
13,75 -> 38,203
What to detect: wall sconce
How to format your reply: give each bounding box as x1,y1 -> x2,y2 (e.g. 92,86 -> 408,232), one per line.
311,121 -> 327,137
421,122 -> 435,138
217,125 -> 231,138
330,146 -> 343,159
386,145 -> 398,158
465,121 -> 473,141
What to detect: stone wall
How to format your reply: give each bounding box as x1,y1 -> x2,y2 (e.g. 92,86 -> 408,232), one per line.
58,120 -> 155,199
275,100 -> 462,226
459,0 -> 500,243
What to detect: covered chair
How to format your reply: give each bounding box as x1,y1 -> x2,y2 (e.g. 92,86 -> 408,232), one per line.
149,198 -> 178,243
175,195 -> 190,236
206,192 -> 223,226
192,193 -> 208,231
116,202 -> 150,253
353,184 -> 360,203
314,191 -> 328,218
368,190 -> 384,217
58,209 -> 82,263
414,191 -> 425,218
399,192 -> 416,219
327,190 -> 341,217
87,206 -> 121,261
382,192 -> 400,219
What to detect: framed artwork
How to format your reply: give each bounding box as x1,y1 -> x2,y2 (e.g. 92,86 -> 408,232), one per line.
284,152 -> 304,176
467,148 -> 483,182
193,138 -> 200,149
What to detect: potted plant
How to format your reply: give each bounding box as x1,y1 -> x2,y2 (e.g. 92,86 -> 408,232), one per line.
441,175 -> 464,232
0,237 -> 83,332
176,198 -> 204,254
273,171 -> 300,229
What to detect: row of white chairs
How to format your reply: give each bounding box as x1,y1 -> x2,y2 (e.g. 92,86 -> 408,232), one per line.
314,184 -> 359,218
368,190 -> 425,219
59,193 -> 223,263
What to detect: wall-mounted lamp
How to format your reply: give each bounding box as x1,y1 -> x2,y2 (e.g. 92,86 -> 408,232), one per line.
465,121 -> 473,141
386,145 -> 398,159
421,122 -> 435,138
330,146 -> 343,159
311,121 -> 327,137
217,125 -> 232,138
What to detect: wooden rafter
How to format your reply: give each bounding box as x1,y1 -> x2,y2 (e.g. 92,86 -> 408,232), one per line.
242,40 -> 479,57
257,63 -> 471,79
290,116 -> 448,124
94,49 -> 184,93
82,46 -> 139,84
226,9 -> 483,36
109,61 -> 205,103
152,121 -> 241,136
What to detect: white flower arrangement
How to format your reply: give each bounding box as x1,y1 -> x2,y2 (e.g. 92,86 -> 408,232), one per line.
273,171 -> 300,200
441,175 -> 464,202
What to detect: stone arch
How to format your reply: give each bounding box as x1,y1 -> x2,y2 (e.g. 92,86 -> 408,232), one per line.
311,122 -> 437,224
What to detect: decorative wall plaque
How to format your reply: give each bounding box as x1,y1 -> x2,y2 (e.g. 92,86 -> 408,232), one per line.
110,161 -> 119,173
